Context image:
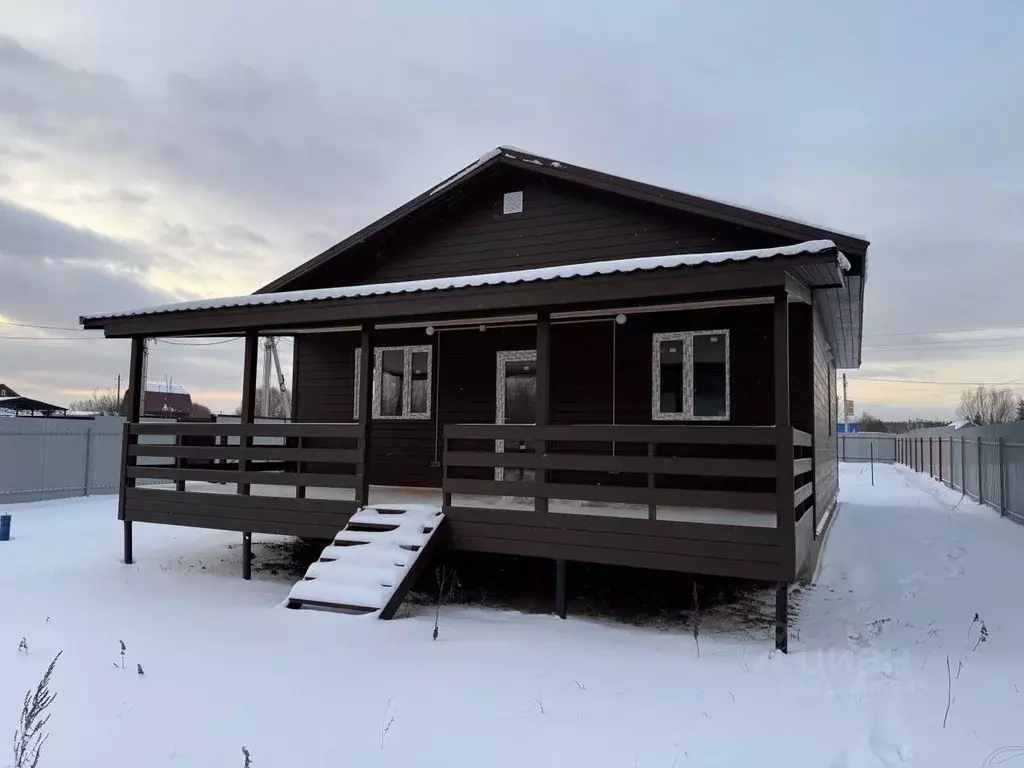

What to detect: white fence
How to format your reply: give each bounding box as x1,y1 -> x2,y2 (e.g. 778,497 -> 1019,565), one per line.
898,423 -> 1024,527
0,414 -> 291,505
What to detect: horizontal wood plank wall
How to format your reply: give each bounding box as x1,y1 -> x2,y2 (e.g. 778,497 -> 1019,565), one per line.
290,170 -> 794,289
812,299 -> 839,528
122,487 -> 356,539
444,506 -> 783,581
291,305 -> 785,491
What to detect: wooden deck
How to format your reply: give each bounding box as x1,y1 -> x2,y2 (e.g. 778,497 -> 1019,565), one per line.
120,421 -> 814,582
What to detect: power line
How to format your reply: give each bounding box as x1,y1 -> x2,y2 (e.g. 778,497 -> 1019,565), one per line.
865,341 -> 1024,352
158,338 -> 240,346
864,324 -> 1024,338
0,320 -> 92,332
848,376 -> 1024,386
0,334 -> 103,341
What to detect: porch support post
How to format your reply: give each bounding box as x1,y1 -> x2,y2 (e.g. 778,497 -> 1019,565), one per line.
535,311 -> 551,514
773,291 -> 793,653
120,336 -> 146,565
775,582 -> 788,654
555,558 -> 567,619
356,323 -> 374,507
238,331 -> 258,580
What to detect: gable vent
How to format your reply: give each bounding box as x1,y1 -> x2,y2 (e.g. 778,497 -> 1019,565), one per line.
502,190 -> 524,214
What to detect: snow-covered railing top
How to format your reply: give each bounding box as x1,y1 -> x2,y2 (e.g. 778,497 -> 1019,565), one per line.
81,240 -> 847,323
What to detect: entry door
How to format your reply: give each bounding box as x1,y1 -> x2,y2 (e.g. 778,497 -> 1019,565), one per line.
495,350 -> 537,482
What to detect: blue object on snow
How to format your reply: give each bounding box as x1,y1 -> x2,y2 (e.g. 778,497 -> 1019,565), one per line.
0,514 -> 9,541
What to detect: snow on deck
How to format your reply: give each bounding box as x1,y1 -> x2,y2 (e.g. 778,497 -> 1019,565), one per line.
2,464 -> 1023,766
287,504 -> 443,611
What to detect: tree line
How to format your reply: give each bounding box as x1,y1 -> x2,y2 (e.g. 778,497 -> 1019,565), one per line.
857,385 -> 1023,433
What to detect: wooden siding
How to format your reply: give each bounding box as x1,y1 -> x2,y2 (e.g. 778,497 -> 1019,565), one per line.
812,298 -> 839,527
298,171 -> 793,289
445,506 -> 783,581
292,304 -> 794,488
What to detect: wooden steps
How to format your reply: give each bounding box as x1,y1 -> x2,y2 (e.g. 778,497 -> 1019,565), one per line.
286,504 -> 445,618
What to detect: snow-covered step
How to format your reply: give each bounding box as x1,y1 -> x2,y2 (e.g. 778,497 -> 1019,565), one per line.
286,504 -> 445,616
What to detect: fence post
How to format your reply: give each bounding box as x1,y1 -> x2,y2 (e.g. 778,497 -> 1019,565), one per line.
938,437 -> 943,485
998,437 -> 1006,516
929,437 -> 933,478
83,422 -> 93,496
977,438 -> 985,506
870,442 -> 874,486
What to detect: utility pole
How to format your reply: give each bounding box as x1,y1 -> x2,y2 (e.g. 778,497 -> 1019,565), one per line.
842,373 -> 849,434
116,374 -> 121,404
261,336 -> 273,418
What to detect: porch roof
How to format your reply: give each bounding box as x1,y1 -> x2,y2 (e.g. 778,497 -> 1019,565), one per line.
80,239 -> 858,364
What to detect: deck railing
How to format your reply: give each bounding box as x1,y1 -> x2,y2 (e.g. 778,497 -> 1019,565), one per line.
442,423 -> 813,522
124,421 -> 364,495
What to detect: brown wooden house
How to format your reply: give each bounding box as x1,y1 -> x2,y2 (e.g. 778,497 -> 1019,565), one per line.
81,147 -> 868,649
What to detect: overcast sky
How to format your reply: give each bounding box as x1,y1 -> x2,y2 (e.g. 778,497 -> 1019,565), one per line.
0,1 -> 1021,418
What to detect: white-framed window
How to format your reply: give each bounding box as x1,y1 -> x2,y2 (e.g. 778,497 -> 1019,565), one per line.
652,330 -> 730,421
353,345 -> 432,420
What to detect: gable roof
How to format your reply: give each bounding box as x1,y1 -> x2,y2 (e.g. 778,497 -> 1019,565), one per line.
260,145 -> 869,294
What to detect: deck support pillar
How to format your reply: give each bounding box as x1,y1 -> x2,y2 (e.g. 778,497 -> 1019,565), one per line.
123,521 -> 133,565
356,323 -> 374,507
555,558 -> 566,619
119,336 -> 146,564
775,582 -> 788,653
242,531 -> 252,580
535,312 -> 551,514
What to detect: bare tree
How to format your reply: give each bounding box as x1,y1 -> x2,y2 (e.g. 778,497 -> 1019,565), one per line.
235,387 -> 289,418
68,388 -> 126,416
956,386 -> 1017,426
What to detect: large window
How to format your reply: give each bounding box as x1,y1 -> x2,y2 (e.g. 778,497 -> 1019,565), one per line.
353,345 -> 432,420
652,330 -> 729,421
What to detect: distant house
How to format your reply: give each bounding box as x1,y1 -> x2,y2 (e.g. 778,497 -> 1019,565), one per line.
0,383 -> 19,398
123,382 -> 194,418
0,395 -> 67,416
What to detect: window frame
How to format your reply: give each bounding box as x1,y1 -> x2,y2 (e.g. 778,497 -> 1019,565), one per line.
651,330 -> 730,422
353,344 -> 433,421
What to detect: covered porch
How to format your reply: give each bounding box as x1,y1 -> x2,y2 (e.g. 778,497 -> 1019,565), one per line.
83,240 -> 848,647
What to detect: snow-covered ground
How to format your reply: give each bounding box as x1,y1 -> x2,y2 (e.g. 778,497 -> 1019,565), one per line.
2,463 -> 1023,767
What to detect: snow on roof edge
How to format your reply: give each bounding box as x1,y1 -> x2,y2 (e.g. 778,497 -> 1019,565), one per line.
82,240 -> 841,323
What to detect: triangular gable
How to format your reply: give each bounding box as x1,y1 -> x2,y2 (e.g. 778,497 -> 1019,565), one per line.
259,146 -> 869,294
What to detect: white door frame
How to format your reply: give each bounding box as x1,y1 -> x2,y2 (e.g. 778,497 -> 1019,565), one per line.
495,349 -> 537,481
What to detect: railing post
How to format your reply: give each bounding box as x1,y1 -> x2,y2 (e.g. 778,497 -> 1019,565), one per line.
977,438 -> 985,505
938,437 -> 943,485
356,323 -> 374,507
773,291 -> 793,653
295,436 -> 306,500
120,336 -> 146,565
175,430 -> 186,492
238,331 -> 259,579
535,311 -> 551,514
998,437 -> 1006,516
442,430 -> 452,509
929,437 -> 934,478
647,442 -> 656,520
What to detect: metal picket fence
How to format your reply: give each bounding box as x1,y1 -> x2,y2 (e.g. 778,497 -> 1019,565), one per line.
896,427 -> 1024,527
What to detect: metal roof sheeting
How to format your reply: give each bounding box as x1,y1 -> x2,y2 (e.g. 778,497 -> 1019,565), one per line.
81,240 -> 844,324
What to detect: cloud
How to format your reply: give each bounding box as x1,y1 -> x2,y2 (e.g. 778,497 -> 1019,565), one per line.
0,3 -> 1019,419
